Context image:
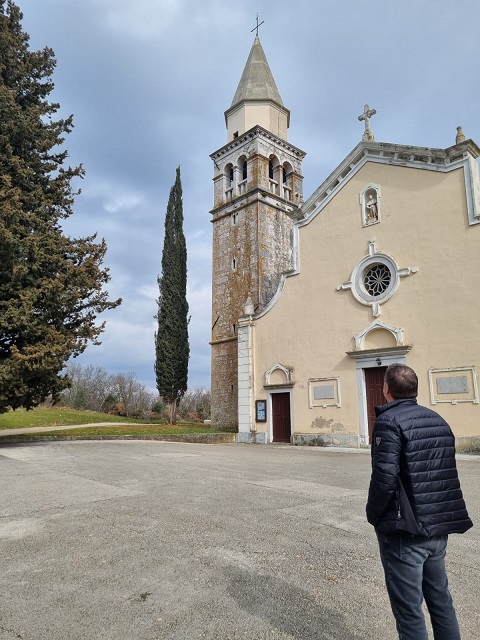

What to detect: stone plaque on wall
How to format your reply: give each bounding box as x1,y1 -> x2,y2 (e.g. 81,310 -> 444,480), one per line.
436,376 -> 469,394
309,378 -> 341,408
429,367 -> 479,405
313,385 -> 335,400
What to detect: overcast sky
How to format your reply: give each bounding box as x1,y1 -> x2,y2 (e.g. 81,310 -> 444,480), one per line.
17,0 -> 480,392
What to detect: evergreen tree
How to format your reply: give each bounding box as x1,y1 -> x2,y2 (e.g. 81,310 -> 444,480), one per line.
154,166 -> 189,424
0,1 -> 121,412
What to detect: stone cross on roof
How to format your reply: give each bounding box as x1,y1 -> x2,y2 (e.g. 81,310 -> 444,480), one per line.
358,104 -> 377,141
251,14 -> 264,37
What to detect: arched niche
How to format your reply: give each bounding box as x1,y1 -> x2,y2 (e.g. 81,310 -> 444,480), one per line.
264,363 -> 293,387
360,184 -> 380,226
364,329 -> 398,350
354,320 -> 404,351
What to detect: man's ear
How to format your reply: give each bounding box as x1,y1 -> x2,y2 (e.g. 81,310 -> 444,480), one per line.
384,383 -> 394,402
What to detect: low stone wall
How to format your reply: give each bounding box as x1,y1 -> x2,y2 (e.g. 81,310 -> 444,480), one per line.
455,436 -> 480,454
236,432 -> 364,446
292,434 -> 363,447
0,433 -> 237,445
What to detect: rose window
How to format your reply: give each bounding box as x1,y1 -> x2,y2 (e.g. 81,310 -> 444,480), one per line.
336,240 -> 418,317
363,263 -> 392,297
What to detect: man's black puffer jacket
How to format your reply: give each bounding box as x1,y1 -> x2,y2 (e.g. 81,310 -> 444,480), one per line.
366,398 -> 473,537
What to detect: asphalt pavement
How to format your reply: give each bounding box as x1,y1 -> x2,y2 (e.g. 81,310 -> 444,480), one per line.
1,441 -> 478,640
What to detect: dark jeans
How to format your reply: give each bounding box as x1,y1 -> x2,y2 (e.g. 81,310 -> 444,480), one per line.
376,532 -> 461,640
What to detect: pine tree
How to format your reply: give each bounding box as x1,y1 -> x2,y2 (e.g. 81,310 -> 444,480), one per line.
0,1 -> 121,412
154,166 -> 189,424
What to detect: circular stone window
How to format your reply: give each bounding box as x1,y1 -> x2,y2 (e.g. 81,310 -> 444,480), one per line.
363,263 -> 391,296
351,254 -> 399,305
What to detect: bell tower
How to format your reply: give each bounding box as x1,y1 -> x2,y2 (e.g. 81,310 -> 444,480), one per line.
210,36 -> 306,428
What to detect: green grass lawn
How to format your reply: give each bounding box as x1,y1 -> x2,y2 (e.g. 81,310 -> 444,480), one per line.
19,424 -> 223,437
0,407 -> 216,434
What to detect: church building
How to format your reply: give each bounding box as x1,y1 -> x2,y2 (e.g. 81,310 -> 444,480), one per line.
210,36 -> 480,446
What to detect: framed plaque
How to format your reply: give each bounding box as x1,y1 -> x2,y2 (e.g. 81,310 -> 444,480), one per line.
428,367 -> 478,405
308,377 -> 341,408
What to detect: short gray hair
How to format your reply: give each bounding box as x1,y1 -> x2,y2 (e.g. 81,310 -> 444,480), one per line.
384,364 -> 418,399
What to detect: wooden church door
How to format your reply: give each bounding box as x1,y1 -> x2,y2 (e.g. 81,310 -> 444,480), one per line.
272,393 -> 291,443
365,367 -> 387,442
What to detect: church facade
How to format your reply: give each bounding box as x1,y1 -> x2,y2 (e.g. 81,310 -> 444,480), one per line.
210,37 -> 480,446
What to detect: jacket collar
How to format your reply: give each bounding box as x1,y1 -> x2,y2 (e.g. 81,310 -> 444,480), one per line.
375,397 -> 417,417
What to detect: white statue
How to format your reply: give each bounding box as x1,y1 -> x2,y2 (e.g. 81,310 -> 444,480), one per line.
366,194 -> 378,221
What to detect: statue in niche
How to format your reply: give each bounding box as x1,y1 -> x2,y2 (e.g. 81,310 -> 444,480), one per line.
363,187 -> 379,225
366,193 -> 378,221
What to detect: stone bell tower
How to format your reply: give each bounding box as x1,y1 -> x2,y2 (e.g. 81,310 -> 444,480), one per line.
210,36 -> 306,428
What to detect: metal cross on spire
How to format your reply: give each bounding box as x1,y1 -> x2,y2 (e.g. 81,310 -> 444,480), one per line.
358,104 -> 377,141
251,14 -> 264,37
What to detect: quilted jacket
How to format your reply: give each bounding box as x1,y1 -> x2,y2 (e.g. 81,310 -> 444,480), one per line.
366,398 -> 473,537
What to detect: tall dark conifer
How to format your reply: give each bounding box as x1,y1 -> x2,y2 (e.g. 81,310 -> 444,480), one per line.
155,166 -> 189,424
0,1 -> 121,412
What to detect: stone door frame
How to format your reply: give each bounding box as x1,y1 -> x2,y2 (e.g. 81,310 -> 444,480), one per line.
348,348 -> 411,445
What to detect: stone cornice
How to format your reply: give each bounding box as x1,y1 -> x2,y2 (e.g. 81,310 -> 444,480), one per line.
209,186 -> 301,220
346,345 -> 413,360
209,336 -> 238,346
210,125 -> 306,162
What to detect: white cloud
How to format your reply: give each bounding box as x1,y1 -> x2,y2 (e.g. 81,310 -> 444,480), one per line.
80,180 -> 144,214
103,194 -> 144,214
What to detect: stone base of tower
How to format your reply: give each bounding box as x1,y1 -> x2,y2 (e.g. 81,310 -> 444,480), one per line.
210,339 -> 238,430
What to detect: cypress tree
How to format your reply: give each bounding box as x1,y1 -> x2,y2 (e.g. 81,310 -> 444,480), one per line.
154,166 -> 189,424
0,1 -> 121,412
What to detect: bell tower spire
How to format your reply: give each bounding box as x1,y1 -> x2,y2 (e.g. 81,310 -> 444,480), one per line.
225,36 -> 290,142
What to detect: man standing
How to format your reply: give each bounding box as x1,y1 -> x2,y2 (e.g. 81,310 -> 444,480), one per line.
366,364 -> 472,640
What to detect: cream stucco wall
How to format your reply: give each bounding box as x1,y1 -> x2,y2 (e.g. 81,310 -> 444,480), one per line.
226,102 -> 288,141
250,160 -> 480,442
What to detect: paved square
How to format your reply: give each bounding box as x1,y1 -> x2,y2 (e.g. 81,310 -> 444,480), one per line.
1,441 -> 478,639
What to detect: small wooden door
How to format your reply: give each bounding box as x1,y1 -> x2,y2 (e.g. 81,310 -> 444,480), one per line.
365,367 -> 387,442
272,393 -> 291,443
